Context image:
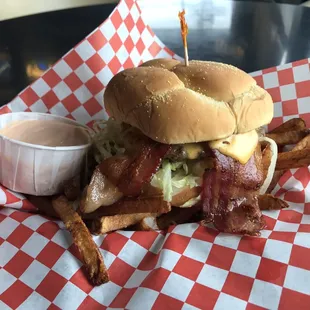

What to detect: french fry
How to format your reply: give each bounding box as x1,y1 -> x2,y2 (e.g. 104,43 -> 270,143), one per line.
258,194 -> 289,210
52,196 -> 109,285
266,170 -> 285,194
266,129 -> 309,146
276,149 -> 310,170
292,134 -> 310,151
270,118 -> 306,133
130,216 -> 158,231
157,205 -> 202,230
171,186 -> 201,207
89,212 -> 156,234
264,132 -> 310,193
82,196 -> 171,220
262,144 -> 272,180
264,136 -> 310,193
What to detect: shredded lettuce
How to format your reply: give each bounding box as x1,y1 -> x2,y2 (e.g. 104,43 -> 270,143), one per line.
92,119 -> 125,163
151,160 -> 201,202
170,162 -> 183,171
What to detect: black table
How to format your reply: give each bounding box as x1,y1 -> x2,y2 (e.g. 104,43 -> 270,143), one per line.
0,0 -> 309,106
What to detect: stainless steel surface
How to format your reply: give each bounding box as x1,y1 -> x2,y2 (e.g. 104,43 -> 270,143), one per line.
0,0 -> 309,106
141,0 -> 310,72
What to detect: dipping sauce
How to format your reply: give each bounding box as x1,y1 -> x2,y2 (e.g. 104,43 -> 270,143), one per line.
0,119 -> 90,147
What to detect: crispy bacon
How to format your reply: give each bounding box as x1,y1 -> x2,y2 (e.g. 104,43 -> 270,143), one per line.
116,143 -> 171,196
202,147 -> 265,235
98,155 -> 131,185
99,142 -> 170,197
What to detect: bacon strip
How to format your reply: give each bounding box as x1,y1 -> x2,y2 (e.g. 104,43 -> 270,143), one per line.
117,143 -> 171,196
99,142 -> 170,197
202,147 -> 265,235
98,155 -> 131,185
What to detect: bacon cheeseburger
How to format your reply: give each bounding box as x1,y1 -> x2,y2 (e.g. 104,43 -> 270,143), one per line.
88,58 -> 275,235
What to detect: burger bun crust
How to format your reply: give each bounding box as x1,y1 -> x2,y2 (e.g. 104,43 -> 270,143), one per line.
104,59 -> 273,144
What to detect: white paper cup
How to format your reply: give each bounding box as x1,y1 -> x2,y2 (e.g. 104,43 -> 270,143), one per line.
0,112 -> 91,196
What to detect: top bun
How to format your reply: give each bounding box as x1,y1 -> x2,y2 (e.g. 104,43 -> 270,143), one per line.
104,59 -> 273,144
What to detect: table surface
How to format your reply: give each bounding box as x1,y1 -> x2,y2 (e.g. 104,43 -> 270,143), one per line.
0,0 -> 309,106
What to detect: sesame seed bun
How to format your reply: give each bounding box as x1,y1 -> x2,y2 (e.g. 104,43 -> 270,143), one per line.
104,59 -> 273,144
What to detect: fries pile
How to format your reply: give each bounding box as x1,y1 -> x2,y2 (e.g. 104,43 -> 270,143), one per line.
265,118 -> 310,184
30,117 -> 310,286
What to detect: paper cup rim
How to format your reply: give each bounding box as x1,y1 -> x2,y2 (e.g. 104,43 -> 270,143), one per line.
0,112 -> 92,151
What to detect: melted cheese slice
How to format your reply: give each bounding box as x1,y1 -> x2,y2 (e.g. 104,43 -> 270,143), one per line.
183,143 -> 204,160
209,130 -> 258,164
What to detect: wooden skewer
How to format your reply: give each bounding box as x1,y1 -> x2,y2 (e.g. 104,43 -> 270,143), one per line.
178,9 -> 189,66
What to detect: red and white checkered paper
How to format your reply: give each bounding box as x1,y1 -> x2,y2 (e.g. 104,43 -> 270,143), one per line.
0,0 -> 310,309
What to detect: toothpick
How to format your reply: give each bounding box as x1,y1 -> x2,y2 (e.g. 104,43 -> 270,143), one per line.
178,9 -> 189,66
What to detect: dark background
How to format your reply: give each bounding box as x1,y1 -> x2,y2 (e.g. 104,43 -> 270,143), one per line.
0,0 -> 309,106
